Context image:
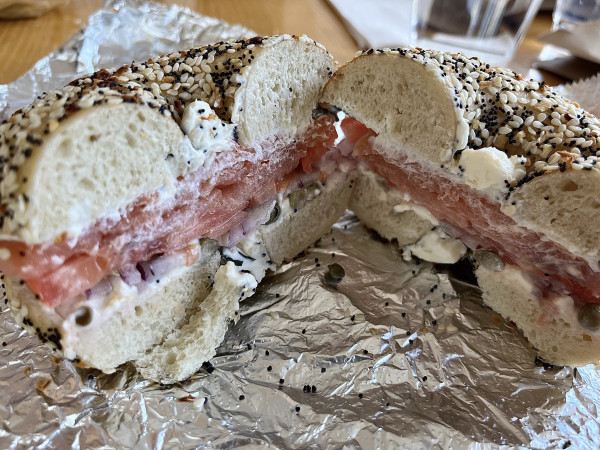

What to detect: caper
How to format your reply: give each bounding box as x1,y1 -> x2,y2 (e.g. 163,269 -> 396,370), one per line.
324,263 -> 345,287
578,303 -> 600,331
200,238 -> 219,254
289,188 -> 307,211
74,306 -> 93,327
265,203 -> 280,225
305,182 -> 321,195
473,250 -> 504,272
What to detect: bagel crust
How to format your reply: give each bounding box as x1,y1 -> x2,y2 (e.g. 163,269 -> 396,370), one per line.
0,35 -> 340,381
325,47 -> 600,176
323,47 -> 600,269
0,35 -> 334,244
321,47 -> 600,366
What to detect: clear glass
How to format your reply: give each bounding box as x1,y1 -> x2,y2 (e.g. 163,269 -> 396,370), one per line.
410,0 -> 543,65
553,0 -> 600,30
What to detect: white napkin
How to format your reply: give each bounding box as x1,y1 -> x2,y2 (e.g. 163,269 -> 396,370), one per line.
556,73 -> 600,117
538,20 -> 600,64
328,0 -> 537,51
327,0 -> 413,49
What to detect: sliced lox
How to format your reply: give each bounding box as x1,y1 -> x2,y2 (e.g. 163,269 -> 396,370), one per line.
0,116 -> 336,306
343,117 -> 600,306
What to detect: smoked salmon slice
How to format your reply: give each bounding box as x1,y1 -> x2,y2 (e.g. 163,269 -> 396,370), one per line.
0,116 -> 336,306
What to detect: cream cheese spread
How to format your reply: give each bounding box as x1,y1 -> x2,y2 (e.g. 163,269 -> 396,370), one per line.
457,147 -> 526,196
403,227 -> 467,264
223,231 -> 276,282
333,110 -> 347,146
180,100 -> 236,170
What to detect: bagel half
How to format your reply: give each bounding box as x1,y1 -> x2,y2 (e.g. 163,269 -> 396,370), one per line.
322,47 -> 600,366
0,35 -> 353,383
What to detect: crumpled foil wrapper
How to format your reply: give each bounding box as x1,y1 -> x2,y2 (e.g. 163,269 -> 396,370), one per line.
0,0 -> 252,121
2,1 -> 600,448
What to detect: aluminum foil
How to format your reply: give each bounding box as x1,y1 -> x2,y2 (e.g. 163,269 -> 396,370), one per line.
0,0 -> 252,121
2,1 -> 600,448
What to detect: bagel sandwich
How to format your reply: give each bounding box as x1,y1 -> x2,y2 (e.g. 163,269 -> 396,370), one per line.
322,48 -> 600,367
0,35 -> 354,383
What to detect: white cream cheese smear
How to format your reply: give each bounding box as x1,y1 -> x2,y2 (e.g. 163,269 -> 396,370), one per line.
180,100 -> 236,169
458,147 -> 526,195
333,110 -> 346,146
403,227 -> 467,264
393,199 -> 439,225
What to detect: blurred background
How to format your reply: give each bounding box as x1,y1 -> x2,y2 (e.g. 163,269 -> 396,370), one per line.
0,0 -> 599,86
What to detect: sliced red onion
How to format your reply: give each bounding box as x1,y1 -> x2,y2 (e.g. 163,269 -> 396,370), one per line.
136,261 -> 154,281
317,154 -> 338,177
150,253 -> 188,278
84,278 -> 113,299
246,200 -> 274,228
120,263 -> 142,286
337,139 -> 355,157
227,223 -> 247,248
207,209 -> 248,240
441,223 -> 481,251
227,200 -> 275,247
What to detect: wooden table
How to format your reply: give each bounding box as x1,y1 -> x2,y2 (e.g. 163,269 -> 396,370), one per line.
0,0 -> 559,86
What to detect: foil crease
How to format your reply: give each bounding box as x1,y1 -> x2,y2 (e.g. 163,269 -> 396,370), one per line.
2,1 -> 600,448
0,0 -> 252,121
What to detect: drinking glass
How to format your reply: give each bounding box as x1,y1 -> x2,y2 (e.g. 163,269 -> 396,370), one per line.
553,0 -> 600,30
411,0 -> 543,65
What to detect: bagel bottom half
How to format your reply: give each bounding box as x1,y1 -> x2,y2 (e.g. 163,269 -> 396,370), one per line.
475,261 -> 600,367
5,174 -> 354,384
349,169 -> 600,367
